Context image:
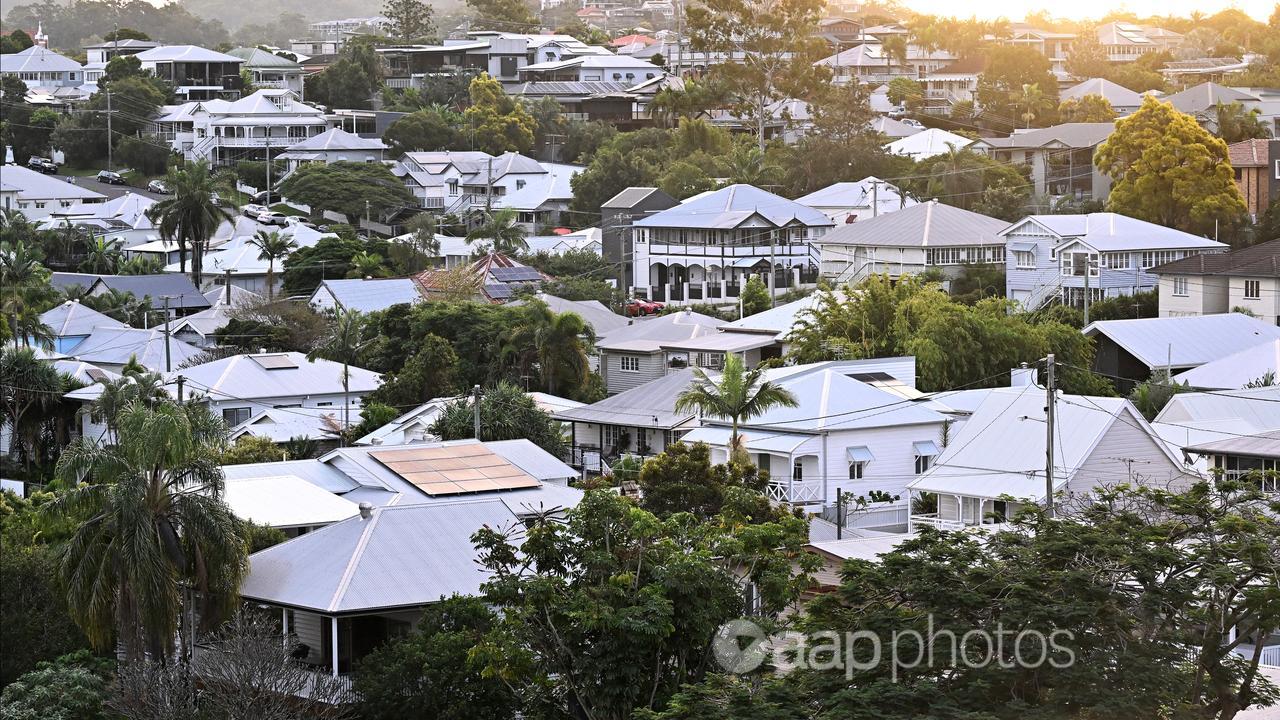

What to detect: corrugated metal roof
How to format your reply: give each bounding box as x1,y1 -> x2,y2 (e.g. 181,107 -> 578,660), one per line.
1061,78 -> 1143,107
974,122 -> 1114,150
39,301 -> 126,338
1010,213 -> 1227,252
885,128 -> 973,159
509,294 -> 630,336
1165,82 -> 1256,114
595,311 -> 725,352
795,177 -> 915,213
66,327 -> 203,371
1173,340 -> 1280,390
1083,313 -> 1280,369
634,184 -> 833,230
721,370 -> 946,432
680,425 -> 810,454
555,368 -> 698,428
174,352 -> 380,400
1184,429 -> 1280,458
1155,386 -> 1280,431
136,45 -> 243,63
313,278 -> 422,312
0,45 -> 82,73
222,475 -> 360,528
820,200 -> 1006,249
1150,237 -> 1280,277
93,274 -> 210,310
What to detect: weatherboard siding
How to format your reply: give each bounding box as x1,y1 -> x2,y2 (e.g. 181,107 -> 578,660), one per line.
1070,414 -> 1193,496
600,350 -> 665,394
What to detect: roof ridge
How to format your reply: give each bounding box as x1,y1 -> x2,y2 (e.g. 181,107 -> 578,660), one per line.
327,508 -> 382,612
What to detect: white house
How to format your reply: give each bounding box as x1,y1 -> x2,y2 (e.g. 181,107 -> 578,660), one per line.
1,165 -> 105,221
1082,313 -> 1280,387
795,177 -> 916,224
517,54 -> 663,84
153,89 -> 328,165
167,286 -> 264,348
377,32 -> 612,89
62,326 -> 204,374
814,42 -> 955,87
168,223 -> 330,295
391,151 -> 582,230
39,300 -> 128,354
277,128 -> 388,172
309,278 -> 422,313
0,45 -> 83,89
1095,22 -> 1183,62
1002,213 -> 1228,312
594,309 -> 724,394
632,184 -> 833,305
971,123 -> 1115,200
226,47 -> 305,94
1150,238 -> 1280,324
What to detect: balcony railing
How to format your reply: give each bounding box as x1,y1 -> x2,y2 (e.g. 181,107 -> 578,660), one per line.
767,479 -> 824,505
908,513 -> 966,531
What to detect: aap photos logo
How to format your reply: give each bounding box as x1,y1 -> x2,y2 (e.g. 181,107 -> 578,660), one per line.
712,619 -> 770,673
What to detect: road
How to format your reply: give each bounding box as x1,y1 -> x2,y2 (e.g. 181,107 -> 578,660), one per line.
66,175 -> 167,202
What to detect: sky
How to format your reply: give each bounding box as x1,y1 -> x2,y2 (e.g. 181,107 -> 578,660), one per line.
899,0 -> 1275,22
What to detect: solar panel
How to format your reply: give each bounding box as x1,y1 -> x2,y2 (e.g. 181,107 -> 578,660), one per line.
485,284 -> 513,299
490,266 -> 542,282
86,368 -> 108,382
369,445 -> 541,496
251,354 -> 299,370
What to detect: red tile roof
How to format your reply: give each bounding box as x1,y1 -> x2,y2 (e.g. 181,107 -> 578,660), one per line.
1227,139 -> 1271,168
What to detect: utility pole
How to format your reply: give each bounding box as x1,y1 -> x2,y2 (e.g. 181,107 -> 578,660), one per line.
1044,353 -> 1056,517
871,180 -> 879,218
225,269 -> 232,305
365,199 -> 371,239
835,491 -> 844,540
106,88 -> 113,172
1083,255 -> 1091,325
265,146 -> 272,200
162,295 -> 172,373
472,384 -> 482,440
485,156 -> 493,213
176,374 -> 185,404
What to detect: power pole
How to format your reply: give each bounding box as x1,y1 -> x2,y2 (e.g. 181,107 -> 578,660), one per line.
1044,353 -> 1056,517
225,269 -> 232,305
106,88 -> 113,172
265,146 -> 272,199
1083,256 -> 1091,325
871,179 -> 879,218
176,374 -> 185,404
485,156 -> 493,213
162,295 -> 172,373
472,384 -> 482,440
365,199 -> 371,239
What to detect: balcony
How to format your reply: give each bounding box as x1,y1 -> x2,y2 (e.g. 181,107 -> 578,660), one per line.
908,513 -> 966,531
191,643 -> 356,702
766,479 -> 824,505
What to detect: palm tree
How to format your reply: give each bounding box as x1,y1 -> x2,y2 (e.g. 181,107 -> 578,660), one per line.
725,142 -> 782,187
147,161 -> 235,285
1012,83 -> 1054,129
502,303 -> 595,398
118,255 -> 167,276
927,143 -> 984,210
246,230 -> 297,299
308,307 -> 370,441
465,208 -> 528,255
346,251 -> 387,279
881,35 -> 909,74
90,369 -> 168,444
51,401 -> 245,660
0,346 -> 66,461
1,239 -> 57,347
674,354 -> 798,464
79,237 -> 122,274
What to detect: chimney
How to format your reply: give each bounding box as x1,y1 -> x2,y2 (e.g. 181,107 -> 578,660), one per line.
1010,363 -> 1036,387
358,502 -> 373,520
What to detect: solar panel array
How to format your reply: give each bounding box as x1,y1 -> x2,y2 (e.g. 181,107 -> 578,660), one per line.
251,354 -> 300,370
490,266 -> 543,282
485,283 -> 514,299
369,444 -> 541,496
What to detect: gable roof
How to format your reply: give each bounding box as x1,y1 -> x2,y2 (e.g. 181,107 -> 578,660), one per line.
3,165 -> 106,202
595,310 -> 724,352
39,300 -> 127,337
884,128 -> 973,159
794,177 -> 915,214
174,352 -> 380,400
1061,78 -> 1144,108
1227,139 -> 1273,168
312,278 -> 422,313
554,368 -> 698,428
1149,238 -> 1280,278
1172,339 -> 1280,390
509,293 -> 630,336
1164,82 -> 1255,114
868,116 -> 923,138
1083,313 -> 1280,370
90,274 -> 210,311
222,474 -> 360,529
974,122 -> 1114,150
1155,385 -> 1280,430
0,45 -> 81,73
819,200 -> 1007,248
1005,213 -> 1228,252
228,406 -> 346,443
719,369 -> 945,432
66,326 -> 204,371
601,186 -> 673,209
136,45 -> 243,63
225,47 -> 302,69
634,184 -> 832,230
284,127 -> 386,152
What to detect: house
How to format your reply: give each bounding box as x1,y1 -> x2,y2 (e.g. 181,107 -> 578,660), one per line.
1173,340 -> 1280,390
1226,139 -> 1278,220
225,47 -> 305,94
175,223 -> 330,295
355,392 -> 582,447
506,78 -> 665,129
83,38 -> 160,65
1095,22 -> 1183,63
227,407 -> 346,449
601,187 -> 679,292
1082,313 -> 1280,388
0,45 -> 83,89
919,56 -> 986,116
1182,431 -> 1280,493
1150,238 -> 1280,324
412,252 -> 546,303
999,24 -> 1075,76
62,326 -> 204,374
82,273 -> 211,317
819,200 -> 1008,286
38,300 -> 127,353
594,309 -> 724,394
971,122 -> 1115,200
377,32 -> 612,89
40,192 -> 156,240
290,16 -> 390,57
166,286 -> 264,348
1001,213 -> 1228,312
391,151 -> 582,229
906,386 -> 1193,531
883,128 -> 973,160
309,278 -> 422,313
1059,78 -> 1143,115
1163,82 -> 1258,132
135,45 -> 245,100
632,184 -> 834,304
681,359 -> 944,507
555,368 -> 700,470
1,165 -> 105,221
869,116 -> 924,138
153,89 -> 329,165
814,42 -> 955,87
517,54 -> 663,84
795,177 -> 916,224
276,128 -> 388,172
509,293 -> 631,338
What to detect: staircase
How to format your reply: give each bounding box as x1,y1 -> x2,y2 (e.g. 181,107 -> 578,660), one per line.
1020,275 -> 1064,312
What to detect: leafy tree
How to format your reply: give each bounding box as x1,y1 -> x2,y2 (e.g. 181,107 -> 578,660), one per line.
0,654 -> 112,720
383,107 -> 457,155
382,0 -> 435,42
101,54 -> 145,84
1059,93 -> 1117,123
906,144 -> 1030,214
51,401 -> 245,660
103,27 -> 151,41
355,596 -> 516,720
0,541 -> 88,686
465,208 -> 529,254
278,161 -> 414,224
1,29 -> 35,54
114,136 -> 171,175
658,160 -> 718,200
1065,31 -> 1110,79
500,300 -> 594,399
304,38 -> 382,109
886,76 -> 924,112
389,213 -> 442,274
637,441 -> 770,520
687,0 -> 830,150
976,45 -> 1059,131
367,332 -> 459,407
464,0 -> 537,30
740,275 -> 770,316
220,434 -> 285,464
1215,101 -> 1270,143
247,230 -> 296,300
78,237 -> 122,274
463,73 -> 536,155
569,146 -> 660,217
148,160 -> 235,285
0,79 -> 58,163
281,234 -> 368,296
381,72 -> 476,110
346,250 -> 389,278
1128,369 -> 1192,420
561,119 -> 618,163
430,381 -> 564,455
675,353 -> 798,463
0,237 -> 58,348
0,347 -> 68,463
1096,95 -> 1248,237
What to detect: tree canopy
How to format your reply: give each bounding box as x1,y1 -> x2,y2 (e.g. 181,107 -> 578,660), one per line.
463,73 -> 536,155
277,161 -> 414,225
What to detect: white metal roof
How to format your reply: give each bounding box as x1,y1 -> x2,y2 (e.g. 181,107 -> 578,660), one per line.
136,45 -> 243,63
173,352 -> 381,401
284,127 -> 386,152
820,200 -> 1007,249
795,177 -> 916,214
1061,78 -> 1143,108
2,165 -> 106,202
1172,339 -> 1280,390
716,369 -> 946,433
1006,213 -> 1227,252
65,326 -> 203,371
1082,313 -> 1280,370
884,128 -> 973,160
594,310 -> 725,352
311,278 -> 422,313
222,475 -> 360,529
0,45 -> 82,73
1154,385 -> 1280,431
634,184 -> 833,230
39,301 -> 126,337
228,407 -> 345,443
680,425 -> 810,454
509,293 -> 630,337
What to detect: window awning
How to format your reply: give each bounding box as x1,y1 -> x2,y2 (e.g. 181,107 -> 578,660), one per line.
913,440 -> 940,457
847,446 -> 874,463
1008,242 -> 1036,252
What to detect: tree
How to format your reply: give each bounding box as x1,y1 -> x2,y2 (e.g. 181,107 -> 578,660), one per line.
356,596 -> 516,720
220,435 -> 285,464
280,234 -> 368,296
0,347 -> 67,463
501,300 -> 594,399
147,160 -> 235,285
383,107 -> 457,155
304,39 -> 382,109
687,0 -> 830,151
390,213 -> 442,273
366,333 -> 459,408
1012,81 -> 1056,128
975,46 -> 1059,131
463,73 -> 536,155
1215,101 -> 1270,143
886,76 -> 924,112
277,161 -> 414,224
346,250 -> 388,278
740,275 -> 770,316
675,353 -> 798,463
0,654 -> 112,720
383,0 -> 435,42
114,136 -> 171,176
465,208 -> 529,254
637,441 -> 770,520
1096,96 -> 1248,237
1059,93 -> 1117,123
51,402 -> 246,660
0,540 -> 88,686
1065,31 -> 1110,79
1,78 -> 58,164
0,237 -> 57,349
78,237 -> 122,274
1128,369 -> 1192,420
1,29 -> 35,54
246,230 -> 296,300
463,0 -> 537,30
430,382 -> 564,456
308,307 -> 370,434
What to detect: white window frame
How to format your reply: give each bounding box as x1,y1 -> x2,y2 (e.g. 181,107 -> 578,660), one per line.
619,355 -> 641,372
848,461 -> 865,480
1244,279 -> 1261,300
1173,276 -> 1188,296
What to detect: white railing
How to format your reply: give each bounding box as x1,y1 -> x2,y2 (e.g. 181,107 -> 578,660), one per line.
255,80 -> 288,89
385,77 -> 414,89
909,513 -> 966,531
1229,643 -> 1280,668
843,502 -> 910,530
1020,275 -> 1063,312
767,480 -> 824,505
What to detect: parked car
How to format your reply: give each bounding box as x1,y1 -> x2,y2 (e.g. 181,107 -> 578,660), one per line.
256,211 -> 290,226
27,157 -> 58,174
901,118 -> 924,129
96,170 -> 126,185
147,179 -> 171,194
242,204 -> 267,219
623,298 -> 664,317
251,191 -> 282,205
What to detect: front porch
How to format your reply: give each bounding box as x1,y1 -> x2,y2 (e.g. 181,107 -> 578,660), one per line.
906,490 -> 1022,532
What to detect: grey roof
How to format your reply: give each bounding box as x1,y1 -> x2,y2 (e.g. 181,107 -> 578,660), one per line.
91,274 -> 211,311
39,301 -> 127,337
311,278 -> 421,312
555,368 -> 697,428
794,177 -> 916,214
285,127 -> 386,152
222,458 -> 357,493
0,45 -> 82,73
173,352 -> 381,401
818,200 -> 1007,248
634,184 -> 833,230
1061,78 -> 1144,108
82,39 -> 160,50
66,326 -> 204,371
1164,82 -> 1255,114
1155,386 -> 1280,433
1184,429 -> 1280,459
509,293 -> 630,336
975,122 -> 1115,150
602,186 -> 665,209
225,47 -> 302,69
722,291 -> 837,336
1173,340 -> 1280,390
595,310 -> 725,352
659,331 -> 779,353
51,272 -> 104,293
1006,214 -> 1227,252
868,116 -> 923,138
1083,313 -> 1280,369
240,498 -> 528,613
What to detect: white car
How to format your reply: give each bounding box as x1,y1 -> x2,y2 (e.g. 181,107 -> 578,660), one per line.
901,118 -> 925,129
242,204 -> 267,219
256,211 -> 290,226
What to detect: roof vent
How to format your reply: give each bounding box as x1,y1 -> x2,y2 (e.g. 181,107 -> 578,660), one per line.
358,502 -> 373,520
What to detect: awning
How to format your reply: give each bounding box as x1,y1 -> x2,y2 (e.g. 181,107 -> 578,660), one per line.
1008,242 -> 1036,252
729,257 -> 768,268
680,426 -> 811,455
913,440 -> 940,456
846,446 -> 874,462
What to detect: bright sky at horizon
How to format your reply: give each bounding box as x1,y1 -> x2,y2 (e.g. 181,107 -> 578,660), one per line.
899,0 -> 1275,22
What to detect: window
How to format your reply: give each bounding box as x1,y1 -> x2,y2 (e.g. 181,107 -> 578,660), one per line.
34,201 -> 45,209
620,355 -> 641,372
1014,250 -> 1035,269
848,461 -> 865,480
1173,276 -> 1189,296
1103,252 -> 1130,269
316,402 -> 332,407
1141,250 -> 1183,268
793,460 -> 803,481
915,454 -> 933,474
222,407 -> 252,426
1245,280 -> 1261,299
603,425 -> 625,451
663,429 -> 686,447
516,179 -> 526,190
